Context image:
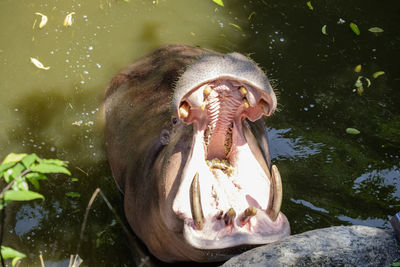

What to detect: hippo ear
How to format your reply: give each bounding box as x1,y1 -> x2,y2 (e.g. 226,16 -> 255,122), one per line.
160,129 -> 171,145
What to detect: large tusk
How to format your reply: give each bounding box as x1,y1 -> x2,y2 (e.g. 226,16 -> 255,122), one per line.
190,172 -> 204,230
267,165 -> 283,221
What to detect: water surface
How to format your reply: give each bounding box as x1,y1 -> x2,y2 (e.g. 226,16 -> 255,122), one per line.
1,0 -> 399,266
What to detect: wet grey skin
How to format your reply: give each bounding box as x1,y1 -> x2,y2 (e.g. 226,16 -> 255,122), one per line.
104,44 -> 290,262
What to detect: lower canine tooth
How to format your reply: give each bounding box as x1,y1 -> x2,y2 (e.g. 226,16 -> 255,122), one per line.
266,165 -> 283,221
224,208 -> 236,226
190,172 -> 204,230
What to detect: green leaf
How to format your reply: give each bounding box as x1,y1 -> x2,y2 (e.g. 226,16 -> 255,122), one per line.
350,22 -> 360,35
71,178 -> 79,182
307,1 -> 313,10
65,192 -> 81,198
4,190 -> 44,201
346,128 -> 361,135
321,25 -> 327,35
368,27 -> 384,33
2,153 -> 27,164
392,262 -> 400,267
30,163 -> 71,175
373,71 -> 385,79
212,0 -> 224,7
10,163 -> 26,180
21,153 -> 38,168
38,158 -> 68,167
25,173 -> 47,190
13,180 -> 29,191
1,246 -> 26,259
0,161 -> 16,175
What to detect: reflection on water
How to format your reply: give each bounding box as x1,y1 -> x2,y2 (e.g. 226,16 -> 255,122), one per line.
0,0 -> 399,265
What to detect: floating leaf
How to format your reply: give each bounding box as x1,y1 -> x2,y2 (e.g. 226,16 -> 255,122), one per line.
35,12 -> 48,28
4,190 -> 44,201
248,11 -> 256,20
350,22 -> 360,35
229,23 -> 242,31
321,25 -> 327,35
357,86 -> 364,96
365,77 -> 371,87
368,27 -> 384,33
71,178 -> 79,182
373,71 -> 385,79
354,64 -> 361,73
354,76 -> 363,88
30,163 -> 71,175
63,12 -> 76,27
30,57 -> 50,70
66,192 -> 81,198
212,0 -> 224,6
346,128 -> 360,135
307,1 -> 313,10
39,158 -> 68,167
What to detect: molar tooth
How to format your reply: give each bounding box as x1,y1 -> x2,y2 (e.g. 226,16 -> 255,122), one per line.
179,102 -> 190,118
239,86 -> 248,95
190,172 -> 204,230
243,98 -> 250,108
200,102 -> 206,111
203,85 -> 212,96
240,206 -> 257,225
224,208 -> 236,226
266,165 -> 283,222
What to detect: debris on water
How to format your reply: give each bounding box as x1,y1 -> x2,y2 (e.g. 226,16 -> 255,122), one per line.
306,1 -> 313,10
321,25 -> 327,35
368,27 -> 384,33
350,22 -> 360,35
354,64 -> 361,73
337,18 -> 346,24
63,12 -> 76,27
72,120 -> 83,126
35,12 -> 48,28
30,57 -> 50,70
373,71 -> 385,79
212,0 -> 224,7
346,128 -> 360,135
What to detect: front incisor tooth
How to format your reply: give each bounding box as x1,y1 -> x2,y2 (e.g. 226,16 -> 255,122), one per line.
243,98 -> 250,108
179,102 -> 190,118
239,86 -> 248,95
203,85 -> 212,96
240,206 -> 257,225
224,208 -> 236,226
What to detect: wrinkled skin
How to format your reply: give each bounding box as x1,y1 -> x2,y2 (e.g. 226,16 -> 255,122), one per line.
104,44 -> 290,262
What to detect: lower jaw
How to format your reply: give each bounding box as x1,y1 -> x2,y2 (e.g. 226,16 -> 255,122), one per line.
182,211 -> 290,250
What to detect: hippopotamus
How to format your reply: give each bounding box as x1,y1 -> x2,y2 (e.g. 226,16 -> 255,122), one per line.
104,44 -> 290,262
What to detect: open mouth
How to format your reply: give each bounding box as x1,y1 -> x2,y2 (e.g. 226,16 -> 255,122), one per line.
172,79 -> 290,250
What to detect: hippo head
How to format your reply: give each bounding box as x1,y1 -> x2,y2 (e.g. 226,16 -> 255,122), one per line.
155,52 -> 290,260
105,45 -> 290,263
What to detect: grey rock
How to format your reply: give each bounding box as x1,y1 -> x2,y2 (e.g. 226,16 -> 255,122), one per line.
222,226 -> 400,267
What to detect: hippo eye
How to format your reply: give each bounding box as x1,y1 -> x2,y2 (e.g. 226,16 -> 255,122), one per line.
172,117 -> 178,125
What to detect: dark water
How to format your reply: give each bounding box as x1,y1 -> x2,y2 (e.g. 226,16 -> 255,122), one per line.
1,0 -> 399,266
